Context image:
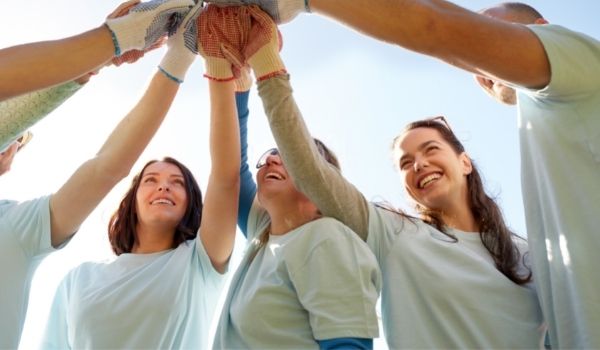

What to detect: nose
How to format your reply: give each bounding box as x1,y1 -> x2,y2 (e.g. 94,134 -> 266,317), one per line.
413,155 -> 428,173
265,153 -> 282,166
157,181 -> 170,192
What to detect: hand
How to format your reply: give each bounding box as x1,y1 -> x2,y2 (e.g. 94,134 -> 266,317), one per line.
204,0 -> 308,24
198,5 -> 253,81
245,5 -> 286,81
158,1 -> 203,83
105,0 -> 195,56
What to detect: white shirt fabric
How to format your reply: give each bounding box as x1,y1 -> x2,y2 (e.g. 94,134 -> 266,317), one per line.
213,201 -> 381,349
516,24 -> 600,348
41,238 -> 225,349
0,196 -> 54,349
366,203 -> 544,349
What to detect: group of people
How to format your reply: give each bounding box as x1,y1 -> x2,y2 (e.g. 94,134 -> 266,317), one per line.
1,0 -> 598,349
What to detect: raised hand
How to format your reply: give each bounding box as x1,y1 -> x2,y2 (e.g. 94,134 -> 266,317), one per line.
204,0 -> 307,24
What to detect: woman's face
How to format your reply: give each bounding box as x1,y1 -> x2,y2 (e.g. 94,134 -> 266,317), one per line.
135,161 -> 189,230
395,127 -> 472,211
255,149 -> 306,205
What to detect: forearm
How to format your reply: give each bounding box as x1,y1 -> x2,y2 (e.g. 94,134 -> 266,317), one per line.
0,81 -> 83,150
0,26 -> 114,101
310,0 -> 549,88
257,75 -> 370,240
235,90 -> 256,236
200,80 -> 240,272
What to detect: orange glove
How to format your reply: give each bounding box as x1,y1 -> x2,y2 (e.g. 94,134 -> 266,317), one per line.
197,5 -> 252,81
245,5 -> 286,81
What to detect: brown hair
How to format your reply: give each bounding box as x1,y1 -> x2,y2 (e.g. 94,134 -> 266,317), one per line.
393,118 -> 531,285
108,157 -> 203,255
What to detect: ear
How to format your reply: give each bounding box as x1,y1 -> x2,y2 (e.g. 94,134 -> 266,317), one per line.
475,75 -> 495,97
535,18 -> 549,25
459,152 -> 473,176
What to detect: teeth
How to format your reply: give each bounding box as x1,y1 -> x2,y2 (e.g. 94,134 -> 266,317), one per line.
151,198 -> 174,205
265,172 -> 283,180
419,173 -> 441,189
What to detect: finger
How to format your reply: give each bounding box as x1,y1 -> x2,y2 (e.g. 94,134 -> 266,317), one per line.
106,0 -> 141,20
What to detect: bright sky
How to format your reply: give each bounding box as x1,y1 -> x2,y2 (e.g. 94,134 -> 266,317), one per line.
1,0 -> 599,348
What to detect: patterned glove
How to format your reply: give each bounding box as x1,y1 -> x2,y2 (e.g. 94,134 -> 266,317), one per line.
246,5 -> 286,81
204,0 -> 308,24
158,1 -> 203,82
197,5 -> 252,81
111,36 -> 167,66
105,0 -> 194,56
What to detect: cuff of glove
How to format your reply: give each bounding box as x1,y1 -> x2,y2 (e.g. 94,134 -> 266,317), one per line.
204,57 -> 235,81
248,46 -> 286,81
158,50 -> 196,83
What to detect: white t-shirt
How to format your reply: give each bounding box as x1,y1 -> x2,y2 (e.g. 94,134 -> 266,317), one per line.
0,196 -> 54,349
213,202 -> 381,349
42,238 -> 225,349
366,204 -> 544,349
515,24 -> 600,348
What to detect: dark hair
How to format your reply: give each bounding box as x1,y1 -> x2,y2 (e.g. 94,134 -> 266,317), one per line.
393,118 -> 531,285
108,157 -> 203,255
255,138 -> 340,249
500,2 -> 544,20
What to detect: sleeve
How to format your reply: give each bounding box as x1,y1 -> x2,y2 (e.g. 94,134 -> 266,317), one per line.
235,90 -> 257,237
257,75 -> 370,240
288,222 -> 381,340
40,276 -> 72,349
317,338 -> 373,349
0,81 -> 82,150
2,196 -> 54,257
195,238 -> 228,284
523,25 -> 600,100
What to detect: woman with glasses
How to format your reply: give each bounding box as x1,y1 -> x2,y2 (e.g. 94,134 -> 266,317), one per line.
200,5 -> 381,349
237,10 -> 545,350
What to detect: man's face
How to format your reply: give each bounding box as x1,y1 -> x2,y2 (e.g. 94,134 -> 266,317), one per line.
0,143 -> 19,176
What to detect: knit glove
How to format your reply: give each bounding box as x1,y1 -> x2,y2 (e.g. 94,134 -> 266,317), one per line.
197,5 -> 252,81
246,5 -> 286,81
105,0 -> 194,56
235,65 -> 253,92
158,2 -> 203,83
205,0 -> 308,24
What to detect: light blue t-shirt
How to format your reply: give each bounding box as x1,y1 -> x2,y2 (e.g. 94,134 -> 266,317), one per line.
213,202 -> 381,349
41,238 -> 225,349
365,203 -> 544,349
516,24 -> 600,348
0,196 -> 53,349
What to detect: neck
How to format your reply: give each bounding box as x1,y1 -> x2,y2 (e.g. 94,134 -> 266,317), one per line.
132,223 -> 175,254
265,200 -> 321,235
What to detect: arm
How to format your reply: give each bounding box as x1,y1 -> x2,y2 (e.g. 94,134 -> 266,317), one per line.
199,80 -> 240,273
310,0 -> 550,89
0,26 -> 113,102
0,81 -> 83,150
49,71 -> 180,247
235,90 -> 257,237
257,75 -> 370,240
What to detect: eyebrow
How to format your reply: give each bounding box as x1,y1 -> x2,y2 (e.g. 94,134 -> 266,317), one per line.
399,140 -> 442,164
142,172 -> 185,179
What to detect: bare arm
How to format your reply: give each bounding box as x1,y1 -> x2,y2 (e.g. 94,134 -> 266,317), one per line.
0,26 -> 114,101
200,80 -> 240,273
258,75 -> 370,240
49,71 -> 179,247
310,0 -> 550,88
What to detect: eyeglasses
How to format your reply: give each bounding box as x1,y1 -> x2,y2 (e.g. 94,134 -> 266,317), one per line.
428,115 -> 453,132
0,131 -> 33,154
256,148 -> 280,169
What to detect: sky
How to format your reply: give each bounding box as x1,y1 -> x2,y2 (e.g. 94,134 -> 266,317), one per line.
1,0 -> 599,348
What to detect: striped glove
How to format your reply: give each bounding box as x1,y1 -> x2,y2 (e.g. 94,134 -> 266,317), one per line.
204,0 -> 308,24
105,0 -> 194,56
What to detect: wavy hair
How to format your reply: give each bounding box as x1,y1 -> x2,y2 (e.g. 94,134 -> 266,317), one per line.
108,157 -> 203,255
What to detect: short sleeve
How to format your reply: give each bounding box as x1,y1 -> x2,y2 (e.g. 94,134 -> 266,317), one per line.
194,238 -> 227,289
246,198 -> 271,241
288,220 -> 381,340
0,196 -> 53,257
